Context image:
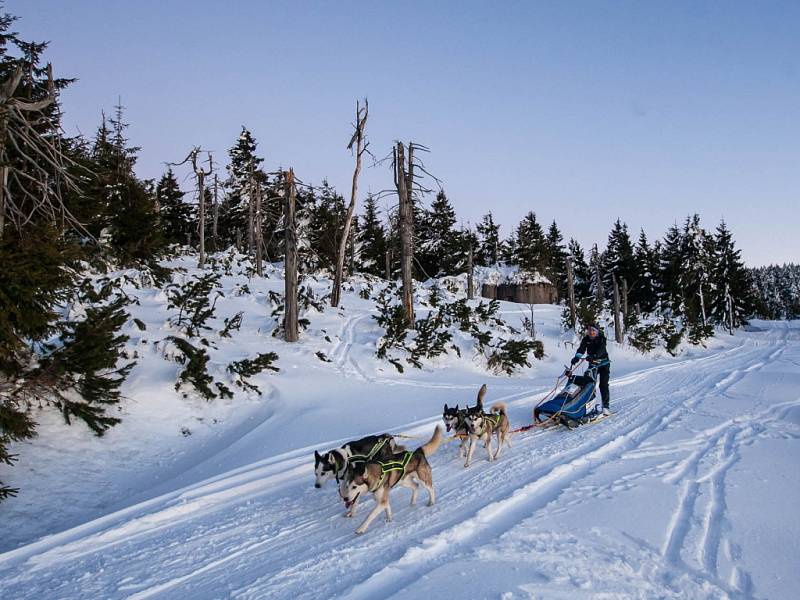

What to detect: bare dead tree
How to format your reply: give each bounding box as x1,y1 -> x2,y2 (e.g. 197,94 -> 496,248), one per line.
284,168 -> 299,342
247,160 -> 255,256
467,236 -> 474,300
331,99 -> 369,307
171,147 -> 213,268
566,255 -> 577,330
212,173 -> 219,250
254,175 -> 263,277
395,141 -> 415,323
0,62 -> 83,239
622,277 -> 629,333
612,272 -> 623,344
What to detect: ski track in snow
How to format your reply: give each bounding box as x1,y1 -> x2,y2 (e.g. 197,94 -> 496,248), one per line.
1,318 -> 797,599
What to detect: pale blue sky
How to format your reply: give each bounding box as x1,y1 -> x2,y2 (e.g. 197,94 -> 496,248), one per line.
11,1 -> 800,265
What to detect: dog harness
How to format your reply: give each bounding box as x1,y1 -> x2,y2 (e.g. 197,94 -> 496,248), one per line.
348,437 -> 389,465
368,451 -> 413,493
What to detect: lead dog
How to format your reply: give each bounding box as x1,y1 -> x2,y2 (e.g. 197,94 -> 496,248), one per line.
342,425 -> 442,534
314,434 -> 402,516
464,384 -> 511,467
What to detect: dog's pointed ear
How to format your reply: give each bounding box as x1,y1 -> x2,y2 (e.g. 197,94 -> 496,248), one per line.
444,403 -> 448,412
314,450 -> 321,462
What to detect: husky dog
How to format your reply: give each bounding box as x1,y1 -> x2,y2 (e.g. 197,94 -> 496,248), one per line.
342,425 -> 443,534
314,434 -> 401,517
442,403 -> 469,457
464,384 -> 511,467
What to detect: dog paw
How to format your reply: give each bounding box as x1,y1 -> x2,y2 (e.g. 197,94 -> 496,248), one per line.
355,527 -> 367,534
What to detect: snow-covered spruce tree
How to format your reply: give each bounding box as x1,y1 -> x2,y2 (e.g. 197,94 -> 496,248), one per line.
710,220 -> 752,332
93,103 -> 165,267
679,215 -> 715,343
0,14 -> 136,499
658,223 -> 684,314
219,127 -> 264,250
602,219 -> 638,305
357,193 -> 387,276
476,211 -> 501,266
157,168 -> 193,246
545,220 -> 567,300
417,190 -> 460,277
567,239 -> 592,300
309,179 -> 347,272
513,211 -> 548,274
33,293 -> 135,434
633,229 -> 659,313
166,273 -> 223,338
589,244 -> 605,305
749,264 -> 800,320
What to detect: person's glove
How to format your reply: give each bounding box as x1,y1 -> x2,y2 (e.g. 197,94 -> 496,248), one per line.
570,357 -> 579,366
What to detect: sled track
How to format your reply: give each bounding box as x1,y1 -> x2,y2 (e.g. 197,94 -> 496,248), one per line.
0,335 -> 793,599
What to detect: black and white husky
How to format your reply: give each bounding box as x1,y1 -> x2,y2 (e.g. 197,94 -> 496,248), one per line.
342,425 -> 442,534
463,384 -> 511,467
443,404 -> 469,457
314,434 -> 401,516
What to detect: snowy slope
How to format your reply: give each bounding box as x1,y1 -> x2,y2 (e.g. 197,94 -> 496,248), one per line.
1,256 -> 799,599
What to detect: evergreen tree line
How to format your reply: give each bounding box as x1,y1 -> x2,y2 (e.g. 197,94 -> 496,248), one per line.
749,264 -> 800,320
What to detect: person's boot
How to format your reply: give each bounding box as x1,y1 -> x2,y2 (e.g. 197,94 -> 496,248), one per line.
602,406 -> 611,416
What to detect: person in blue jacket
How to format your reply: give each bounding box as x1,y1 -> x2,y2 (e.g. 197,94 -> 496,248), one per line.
569,323 -> 611,415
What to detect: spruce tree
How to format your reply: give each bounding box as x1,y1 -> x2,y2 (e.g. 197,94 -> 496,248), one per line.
357,194 -> 387,276
603,219 -> 638,303
309,180 -> 346,272
710,220 -> 752,332
679,215 -> 715,342
567,239 -> 592,299
476,212 -> 501,266
513,211 -> 547,275
633,229 -> 658,313
219,127 -> 264,249
658,223 -> 684,314
545,220 -> 567,299
418,190 -> 459,276
157,168 -> 193,246
93,103 -> 164,266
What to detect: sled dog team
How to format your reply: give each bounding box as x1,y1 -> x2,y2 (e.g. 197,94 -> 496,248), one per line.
313,383 -> 510,533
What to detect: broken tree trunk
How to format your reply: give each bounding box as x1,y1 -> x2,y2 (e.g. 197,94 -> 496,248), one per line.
612,273 -> 623,344
284,169 -> 299,342
467,242 -> 474,300
395,142 -> 415,324
212,173 -> 219,251
248,161 -> 255,257
255,177 -> 263,277
566,256 -> 577,330
332,99 -> 368,308
622,277 -> 629,332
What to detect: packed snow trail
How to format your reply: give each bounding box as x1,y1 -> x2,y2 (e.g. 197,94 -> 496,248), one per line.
1,323 -> 798,598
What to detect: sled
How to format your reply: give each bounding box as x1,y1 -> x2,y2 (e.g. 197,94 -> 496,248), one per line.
533,368 -> 603,428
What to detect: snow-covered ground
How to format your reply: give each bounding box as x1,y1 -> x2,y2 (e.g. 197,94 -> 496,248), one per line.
2,256 -> 799,599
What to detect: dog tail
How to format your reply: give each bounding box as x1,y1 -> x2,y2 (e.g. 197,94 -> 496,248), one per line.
421,424 -> 443,457
476,383 -> 487,408
491,401 -> 507,415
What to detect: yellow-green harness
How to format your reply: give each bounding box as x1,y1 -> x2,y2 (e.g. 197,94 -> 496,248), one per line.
348,437 -> 389,465
368,451 -> 414,492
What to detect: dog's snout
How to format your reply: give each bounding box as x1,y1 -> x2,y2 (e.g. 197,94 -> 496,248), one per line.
314,483 -> 321,488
